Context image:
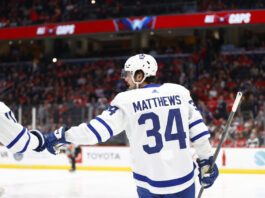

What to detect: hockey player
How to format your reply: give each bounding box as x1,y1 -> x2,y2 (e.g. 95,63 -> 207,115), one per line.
0,102 -> 45,153
44,54 -> 219,197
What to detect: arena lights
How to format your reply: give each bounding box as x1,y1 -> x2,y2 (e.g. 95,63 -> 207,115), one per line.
52,58 -> 58,63
150,31 -> 155,36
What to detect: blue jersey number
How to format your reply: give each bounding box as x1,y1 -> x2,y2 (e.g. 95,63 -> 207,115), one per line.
138,113 -> 163,154
138,108 -> 187,154
107,105 -> 119,115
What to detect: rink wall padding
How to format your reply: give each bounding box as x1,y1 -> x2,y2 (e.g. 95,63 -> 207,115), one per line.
0,146 -> 264,174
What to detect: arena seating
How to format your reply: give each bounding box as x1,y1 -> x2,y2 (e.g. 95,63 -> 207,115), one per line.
0,51 -> 264,147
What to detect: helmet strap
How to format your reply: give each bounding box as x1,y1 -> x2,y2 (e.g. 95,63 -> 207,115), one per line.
131,71 -> 146,89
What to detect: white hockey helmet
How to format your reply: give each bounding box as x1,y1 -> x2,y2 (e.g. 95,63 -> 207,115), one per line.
123,54 -> 158,84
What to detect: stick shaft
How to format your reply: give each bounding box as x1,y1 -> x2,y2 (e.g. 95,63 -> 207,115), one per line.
197,92 -> 242,198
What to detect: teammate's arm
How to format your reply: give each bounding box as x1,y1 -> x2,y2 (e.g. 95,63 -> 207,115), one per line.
44,98 -> 127,154
0,102 -> 45,153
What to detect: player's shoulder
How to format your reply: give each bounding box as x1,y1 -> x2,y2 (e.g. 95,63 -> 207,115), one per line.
111,89 -> 137,104
111,88 -> 149,107
162,83 -> 190,95
0,101 -> 10,113
111,83 -> 190,105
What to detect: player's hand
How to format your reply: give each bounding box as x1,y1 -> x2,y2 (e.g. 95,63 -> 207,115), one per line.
29,129 -> 46,152
44,125 -> 71,155
197,156 -> 219,188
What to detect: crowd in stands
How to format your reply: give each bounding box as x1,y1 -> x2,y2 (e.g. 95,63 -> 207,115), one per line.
0,1 -> 264,147
1,49 -> 264,147
0,0 -> 264,28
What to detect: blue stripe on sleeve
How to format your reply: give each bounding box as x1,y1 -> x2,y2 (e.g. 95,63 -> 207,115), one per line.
189,119 -> 203,129
190,131 -> 209,142
18,133 -> 31,153
87,123 -> 102,142
9,111 -> 17,123
133,164 -> 195,187
5,112 -> 9,119
7,127 -> 27,149
95,117 -> 113,137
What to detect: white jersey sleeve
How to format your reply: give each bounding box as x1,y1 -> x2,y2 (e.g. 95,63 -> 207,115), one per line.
0,102 -> 40,153
185,92 -> 213,159
65,94 -> 127,145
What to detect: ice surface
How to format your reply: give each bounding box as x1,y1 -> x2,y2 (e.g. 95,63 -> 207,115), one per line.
0,169 -> 264,198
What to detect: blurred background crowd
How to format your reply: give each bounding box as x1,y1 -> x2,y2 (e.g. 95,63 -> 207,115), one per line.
0,0 -> 264,147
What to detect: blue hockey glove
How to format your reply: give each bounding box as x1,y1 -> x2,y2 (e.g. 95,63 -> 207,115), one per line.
44,125 -> 71,155
197,156 -> 219,188
29,129 -> 46,152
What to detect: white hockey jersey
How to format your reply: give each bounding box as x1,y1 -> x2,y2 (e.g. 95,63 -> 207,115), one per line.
0,102 -> 40,153
65,83 -> 211,194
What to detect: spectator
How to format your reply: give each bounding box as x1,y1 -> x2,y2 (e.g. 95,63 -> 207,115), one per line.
234,132 -> 247,148
246,131 -> 260,148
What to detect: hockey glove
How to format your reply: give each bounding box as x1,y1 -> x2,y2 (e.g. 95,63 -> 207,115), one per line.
44,125 -> 71,155
197,156 -> 219,188
29,129 -> 46,152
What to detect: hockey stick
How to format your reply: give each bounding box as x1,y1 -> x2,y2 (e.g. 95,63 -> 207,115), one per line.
197,92 -> 243,198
